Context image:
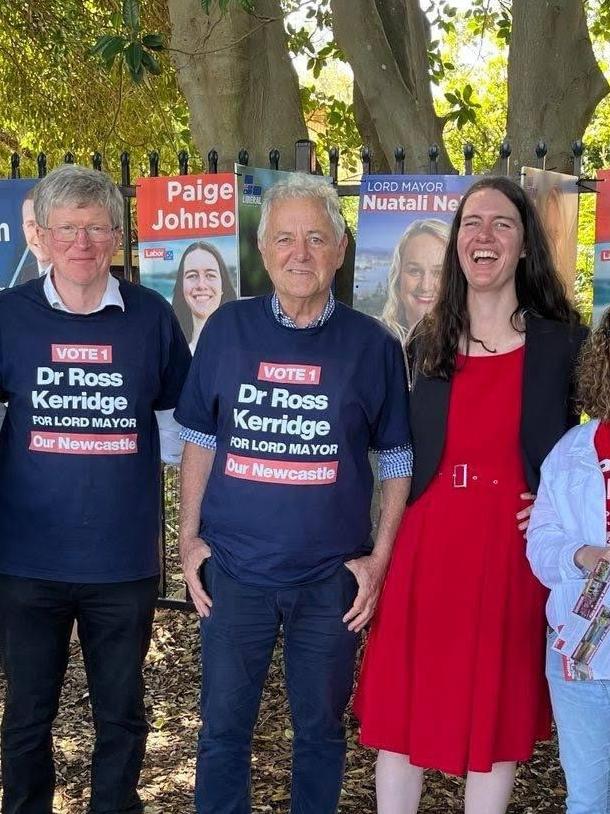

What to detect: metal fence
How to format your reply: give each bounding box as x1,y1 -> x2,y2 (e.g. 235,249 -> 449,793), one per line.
6,137 -> 590,610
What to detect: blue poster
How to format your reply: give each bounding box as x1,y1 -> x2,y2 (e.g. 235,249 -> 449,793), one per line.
235,165 -> 333,297
0,179 -> 41,289
353,174 -> 477,343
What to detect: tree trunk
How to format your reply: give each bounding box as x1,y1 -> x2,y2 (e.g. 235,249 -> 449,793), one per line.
353,82 -> 391,174
167,0 -> 308,171
505,0 -> 609,175
331,0 -> 455,173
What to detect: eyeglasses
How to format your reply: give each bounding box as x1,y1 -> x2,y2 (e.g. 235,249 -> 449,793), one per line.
45,225 -> 118,243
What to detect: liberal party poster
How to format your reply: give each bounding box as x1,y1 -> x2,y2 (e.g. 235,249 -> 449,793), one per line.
136,173 -> 238,354
593,169 -> 610,325
353,175 -> 477,344
521,167 -> 579,299
0,178 -> 44,289
235,165 -> 334,297
235,165 -> 298,298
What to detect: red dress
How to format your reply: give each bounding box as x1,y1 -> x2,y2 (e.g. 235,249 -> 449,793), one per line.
354,346 -> 551,775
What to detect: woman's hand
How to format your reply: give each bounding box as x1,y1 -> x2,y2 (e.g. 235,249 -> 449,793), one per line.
574,545 -> 610,573
516,492 -> 536,532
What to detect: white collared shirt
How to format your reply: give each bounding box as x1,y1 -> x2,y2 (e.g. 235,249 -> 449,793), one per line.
41,270 -> 184,464
44,269 -> 125,314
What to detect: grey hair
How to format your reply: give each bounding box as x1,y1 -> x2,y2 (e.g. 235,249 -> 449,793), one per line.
257,173 -> 345,245
33,164 -> 124,229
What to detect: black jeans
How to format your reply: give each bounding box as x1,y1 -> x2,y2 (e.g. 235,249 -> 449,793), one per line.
0,574 -> 158,814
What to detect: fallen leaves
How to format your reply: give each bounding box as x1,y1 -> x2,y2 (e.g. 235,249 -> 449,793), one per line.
0,607 -> 567,813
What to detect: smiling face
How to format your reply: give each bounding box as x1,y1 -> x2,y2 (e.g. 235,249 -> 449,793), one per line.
182,248 -> 223,322
258,198 -> 347,314
399,232 -> 446,326
456,188 -> 525,295
38,203 -> 119,292
22,198 -> 50,264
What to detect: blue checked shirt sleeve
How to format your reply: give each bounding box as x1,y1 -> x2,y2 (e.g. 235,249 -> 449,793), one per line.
374,444 -> 413,480
179,427 -> 217,450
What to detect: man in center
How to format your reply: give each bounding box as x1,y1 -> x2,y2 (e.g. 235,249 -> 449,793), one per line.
175,173 -> 412,814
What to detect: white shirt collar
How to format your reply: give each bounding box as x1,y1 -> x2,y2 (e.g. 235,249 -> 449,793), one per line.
43,270 -> 125,314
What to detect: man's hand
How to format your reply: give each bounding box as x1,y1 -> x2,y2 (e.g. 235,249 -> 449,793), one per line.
180,536 -> 212,618
574,545 -> 610,574
342,555 -> 387,632
517,492 -> 536,532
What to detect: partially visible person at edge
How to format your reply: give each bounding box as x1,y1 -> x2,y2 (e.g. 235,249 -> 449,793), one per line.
381,218 -> 450,345
528,309 -> 610,814
354,175 -> 588,814
0,164 -> 191,814
10,187 -> 52,287
171,239 -> 236,353
174,173 -> 412,814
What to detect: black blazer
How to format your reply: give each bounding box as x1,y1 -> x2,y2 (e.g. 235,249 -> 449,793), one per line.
408,315 -> 589,503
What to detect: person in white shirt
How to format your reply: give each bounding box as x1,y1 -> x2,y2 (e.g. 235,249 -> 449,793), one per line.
528,311 -> 610,814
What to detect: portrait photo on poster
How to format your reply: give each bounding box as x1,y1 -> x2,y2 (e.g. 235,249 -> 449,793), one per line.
521,167 -> 579,303
353,174 -> 477,342
0,178 -> 45,290
136,172 -> 239,352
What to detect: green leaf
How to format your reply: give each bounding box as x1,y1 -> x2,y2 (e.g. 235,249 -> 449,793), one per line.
142,33 -> 164,51
101,37 -> 127,69
463,83 -> 472,101
124,41 -> 143,81
90,34 -> 116,56
122,0 -> 140,34
141,50 -> 162,76
444,91 -> 459,105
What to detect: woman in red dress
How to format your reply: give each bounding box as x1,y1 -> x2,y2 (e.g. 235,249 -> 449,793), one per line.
354,177 -> 588,813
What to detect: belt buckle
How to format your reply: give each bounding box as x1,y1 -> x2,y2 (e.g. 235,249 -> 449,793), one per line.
452,463 -> 468,488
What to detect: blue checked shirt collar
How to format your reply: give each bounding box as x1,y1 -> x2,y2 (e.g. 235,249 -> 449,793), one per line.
271,291 -> 335,329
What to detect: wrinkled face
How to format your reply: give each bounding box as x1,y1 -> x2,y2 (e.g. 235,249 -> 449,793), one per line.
22,198 -> 49,263
457,188 -> 525,294
258,198 -> 347,309
182,248 -> 223,321
37,204 -> 119,292
399,232 -> 446,326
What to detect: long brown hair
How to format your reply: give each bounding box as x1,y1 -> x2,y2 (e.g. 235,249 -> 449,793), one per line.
171,241 -> 236,343
412,176 -> 581,380
576,308 -> 610,420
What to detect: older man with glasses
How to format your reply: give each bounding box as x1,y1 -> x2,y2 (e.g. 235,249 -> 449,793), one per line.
0,164 -> 191,814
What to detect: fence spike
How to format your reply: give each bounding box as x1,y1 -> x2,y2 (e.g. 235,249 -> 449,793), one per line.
394,146 -> 405,175
269,149 -> 280,170
207,149 -> 218,173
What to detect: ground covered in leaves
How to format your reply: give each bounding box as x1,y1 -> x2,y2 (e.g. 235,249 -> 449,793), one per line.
0,607 -> 568,813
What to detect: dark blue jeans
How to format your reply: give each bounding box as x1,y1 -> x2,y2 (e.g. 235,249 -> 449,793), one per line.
0,574 -> 158,814
195,558 -> 360,814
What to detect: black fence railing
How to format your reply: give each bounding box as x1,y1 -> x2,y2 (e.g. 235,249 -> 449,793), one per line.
6,137 -> 590,610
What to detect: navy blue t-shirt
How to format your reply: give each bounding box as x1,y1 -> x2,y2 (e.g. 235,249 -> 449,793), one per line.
175,296 -> 411,587
0,276 -> 191,582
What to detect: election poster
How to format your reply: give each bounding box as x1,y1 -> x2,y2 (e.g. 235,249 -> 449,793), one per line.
235,165 -> 334,297
136,173 -> 239,354
353,175 -> 477,344
0,178 -> 44,290
521,167 -> 580,299
593,169 -> 610,325
235,165 -> 297,297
